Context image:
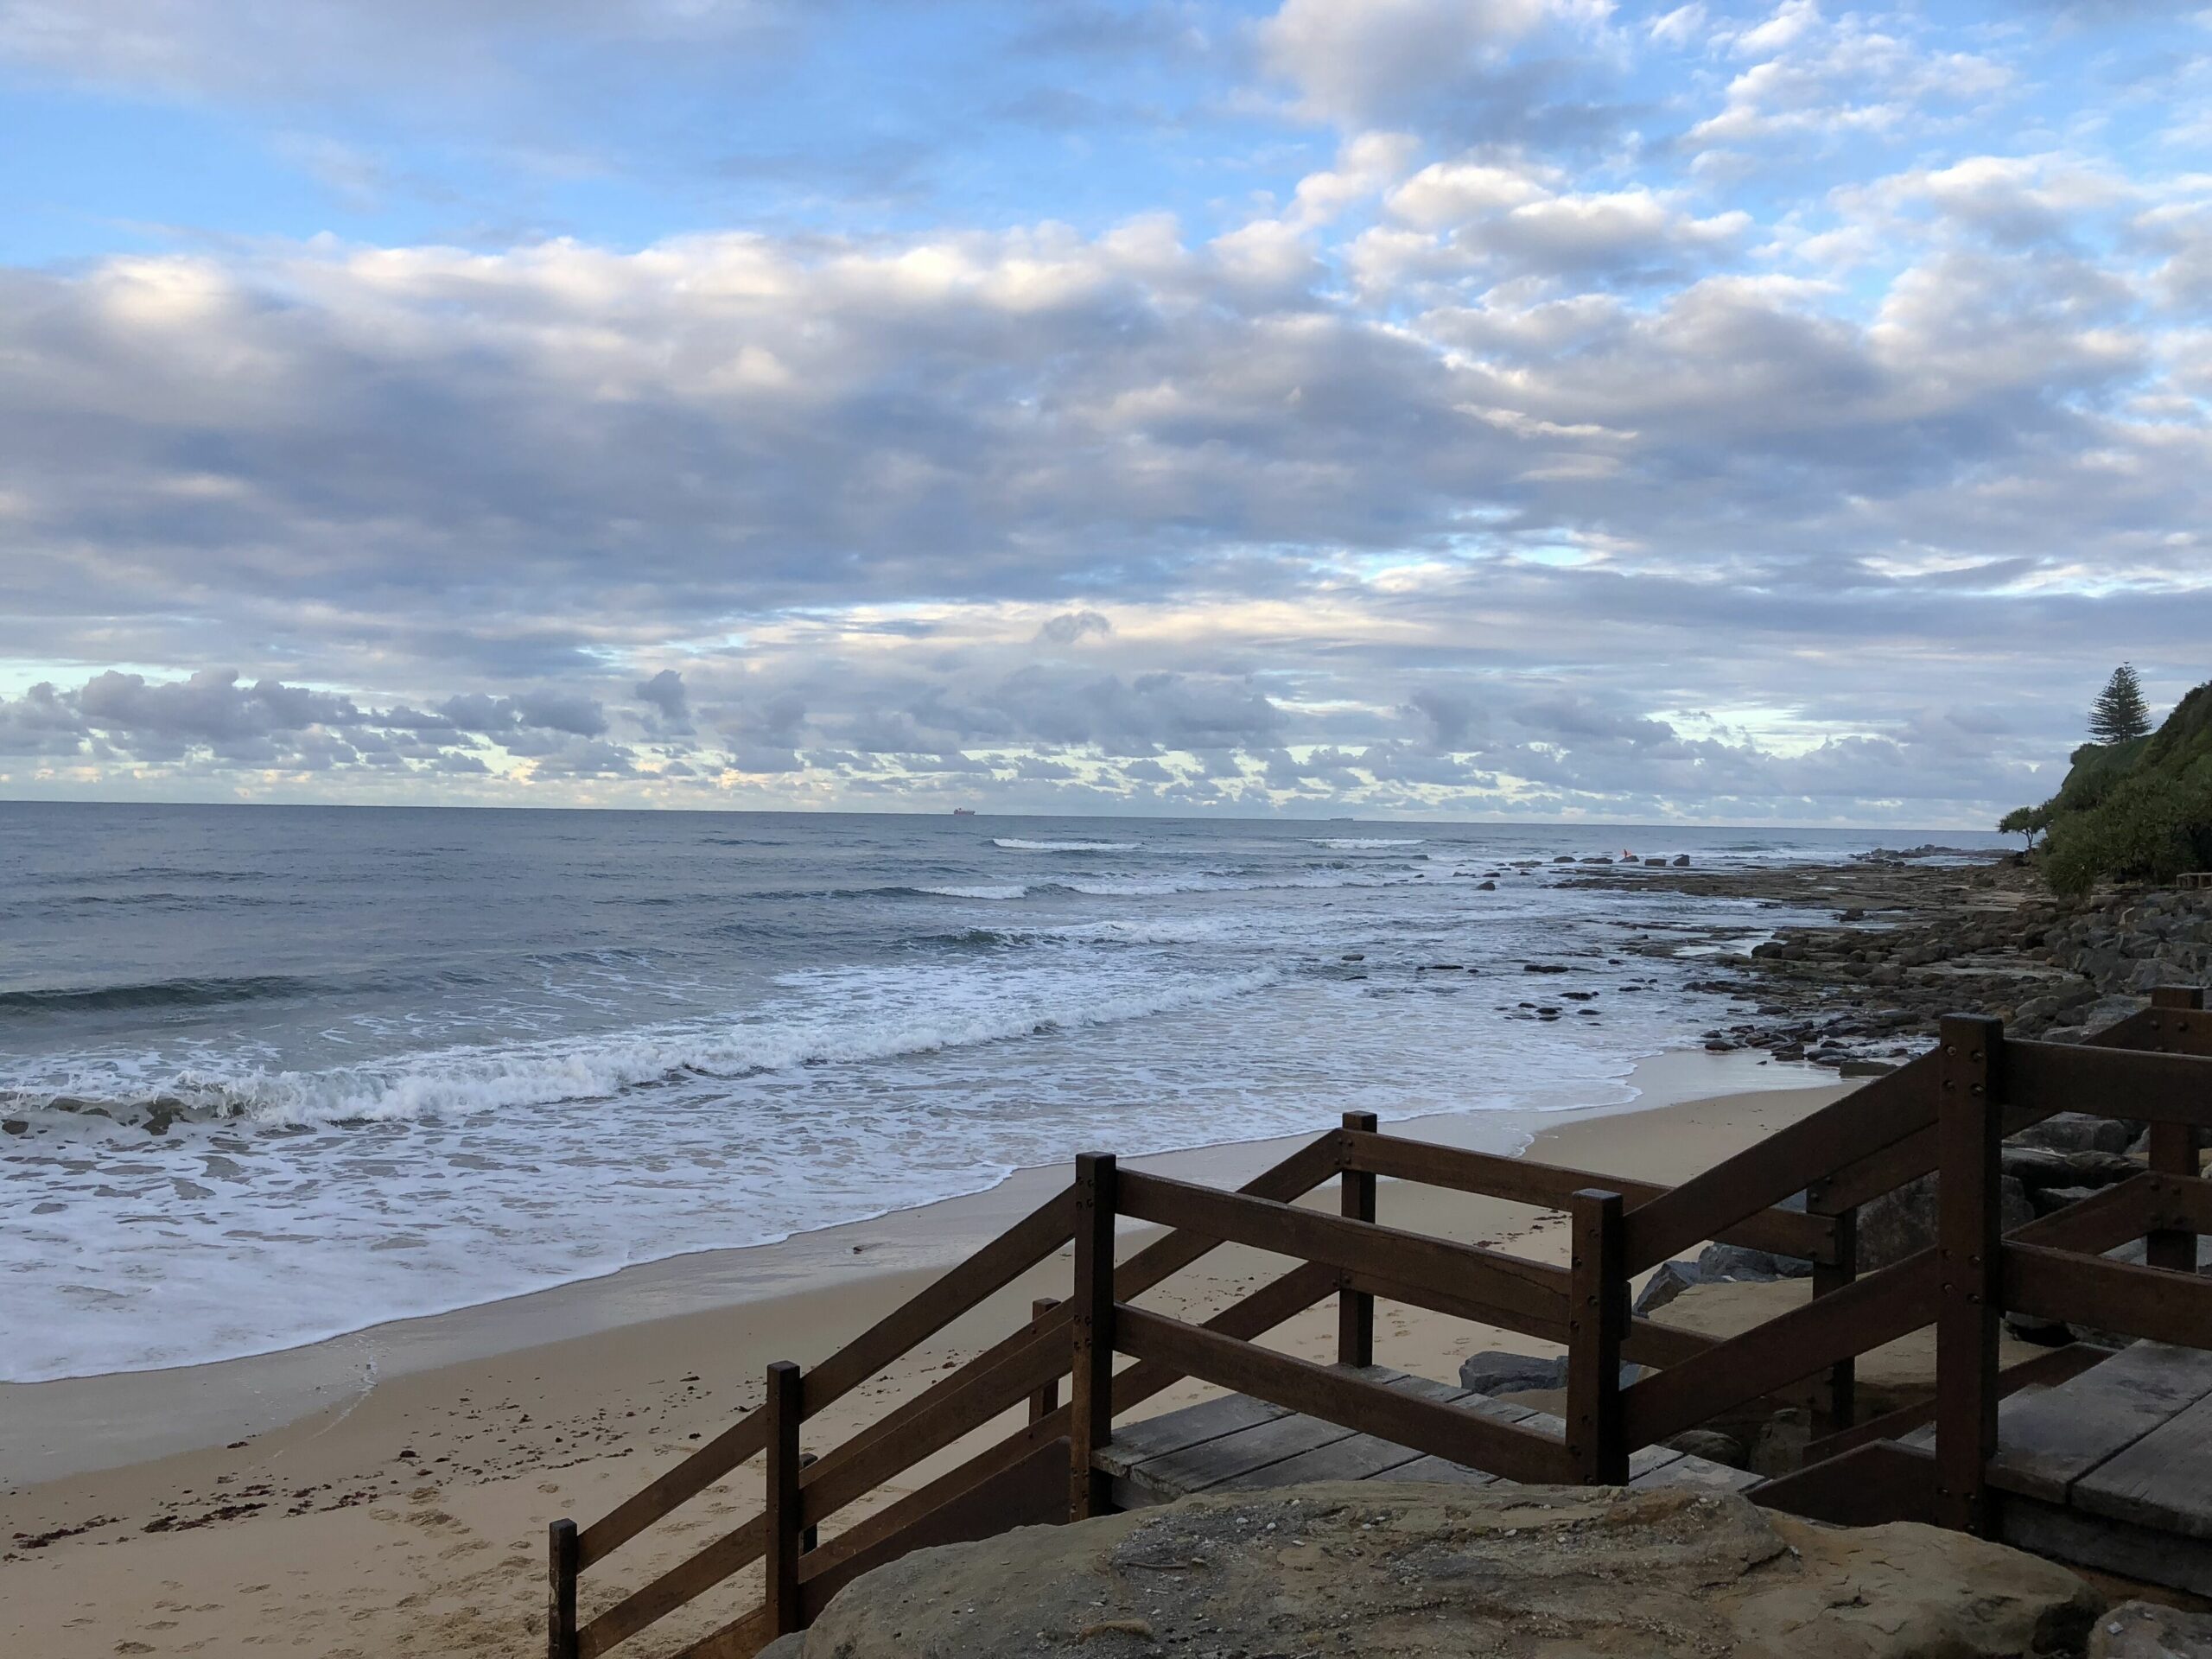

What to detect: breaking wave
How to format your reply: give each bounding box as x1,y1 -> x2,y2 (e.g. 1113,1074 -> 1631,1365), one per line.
990,838 -> 1138,851
5,967 -> 1281,1131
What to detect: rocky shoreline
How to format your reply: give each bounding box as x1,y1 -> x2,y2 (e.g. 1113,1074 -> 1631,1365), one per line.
1566,849 -> 2212,1071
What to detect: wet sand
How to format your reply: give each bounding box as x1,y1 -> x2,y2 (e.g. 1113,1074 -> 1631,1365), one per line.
2,1051 -> 1849,1658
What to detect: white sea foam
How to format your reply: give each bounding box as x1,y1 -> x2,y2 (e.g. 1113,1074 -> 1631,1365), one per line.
919,883 -> 1029,899
990,837 -> 1139,851
10,966 -> 1281,1131
1310,837 -> 1427,849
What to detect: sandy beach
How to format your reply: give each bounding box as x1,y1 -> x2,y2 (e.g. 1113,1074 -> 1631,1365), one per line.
2,1052 -> 1850,1658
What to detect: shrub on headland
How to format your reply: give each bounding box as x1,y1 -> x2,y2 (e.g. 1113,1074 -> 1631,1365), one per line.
2005,681 -> 2212,894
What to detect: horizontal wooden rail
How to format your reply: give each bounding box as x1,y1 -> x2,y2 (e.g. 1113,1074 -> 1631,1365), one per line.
2006,1040 -> 2212,1131
2001,1243 -> 2212,1348
1621,1251 -> 1941,1450
1339,1131 -> 1835,1264
578,1516 -> 766,1659
799,1259 -> 1341,1590
671,1605 -> 772,1659
798,1324 -> 1065,1530
1804,1343 -> 2114,1464
1621,1051 -> 1938,1273
1818,1009 -> 2178,1212
576,1186 -> 1074,1571
1116,1169 -> 1567,1333
1116,1305 -> 1573,1485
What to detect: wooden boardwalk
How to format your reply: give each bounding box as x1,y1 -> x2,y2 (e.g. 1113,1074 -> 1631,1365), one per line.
1099,1367 -> 1758,1511
1901,1341 -> 2212,1592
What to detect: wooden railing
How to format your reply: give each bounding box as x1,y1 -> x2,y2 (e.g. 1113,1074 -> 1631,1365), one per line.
550,986 -> 2212,1656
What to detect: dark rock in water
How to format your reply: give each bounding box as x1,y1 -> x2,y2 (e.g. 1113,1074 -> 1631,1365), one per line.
1645,856 -> 1669,867
1477,879 -> 1497,890
1838,1058 -> 1897,1077
1524,962 -> 1572,974
1552,854 -> 1576,863
1340,952 -> 1364,962
1672,854 -> 1692,866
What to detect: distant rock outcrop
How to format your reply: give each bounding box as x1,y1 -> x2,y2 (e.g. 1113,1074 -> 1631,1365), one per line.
766,1482 -> 2101,1659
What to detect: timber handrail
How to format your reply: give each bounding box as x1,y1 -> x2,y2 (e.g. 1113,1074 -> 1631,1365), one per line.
552,982 -> 2212,1656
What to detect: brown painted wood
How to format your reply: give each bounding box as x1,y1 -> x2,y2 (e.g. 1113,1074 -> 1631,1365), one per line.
1336,1265 -> 1569,1344
1339,1113 -> 1378,1368
1621,1052 -> 1938,1273
1806,1175 -> 1857,1432
547,1518 -> 579,1659
1029,1298 -> 1061,1423
668,1605 -> 772,1659
1982,1341 -> 2212,1506
1935,1014 -> 2004,1535
798,1322 -> 1062,1529
1341,1130 -> 1835,1262
1070,1152 -> 1117,1520
1805,1342 -> 2114,1465
1116,1169 -> 1567,1332
2007,1039 -> 2212,1132
1568,1189 -> 1627,1484
578,1515 -> 767,1659
2148,989 -> 2208,1273
1753,1440 -> 1938,1528
1620,1250 -> 1941,1451
1818,1007 -> 2169,1216
798,1436 -> 1066,1618
764,1361 -> 804,1637
576,1133 -> 1340,1578
2002,1243 -> 2212,1347
1115,1305 -> 1572,1484
1112,1132 -> 1344,1297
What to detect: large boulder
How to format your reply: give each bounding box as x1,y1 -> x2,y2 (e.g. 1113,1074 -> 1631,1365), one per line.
1860,1172 -> 2036,1270
775,1483 -> 2101,1658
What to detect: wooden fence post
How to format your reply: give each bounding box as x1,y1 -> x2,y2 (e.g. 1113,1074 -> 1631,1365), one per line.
1806,1175 -> 1857,1432
1338,1112 -> 1378,1369
1070,1154 -> 1118,1520
546,1517 -> 578,1659
2147,987 -> 2206,1274
1030,1298 -> 1062,1423
764,1359 -> 804,1637
1935,1014 -> 2004,1535
1568,1188 -> 1628,1484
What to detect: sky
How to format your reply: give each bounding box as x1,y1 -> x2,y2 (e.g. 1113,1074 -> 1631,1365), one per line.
0,1 -> 2208,825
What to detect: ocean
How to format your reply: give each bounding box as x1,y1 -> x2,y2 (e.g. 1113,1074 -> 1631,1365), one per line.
0,803 -> 2006,1382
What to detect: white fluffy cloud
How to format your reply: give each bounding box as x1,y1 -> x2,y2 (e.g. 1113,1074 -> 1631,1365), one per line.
2,0 -> 2208,822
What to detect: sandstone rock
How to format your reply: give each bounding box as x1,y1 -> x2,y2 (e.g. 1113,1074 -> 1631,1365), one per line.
780,1483 -> 2101,1659
2088,1599 -> 2212,1657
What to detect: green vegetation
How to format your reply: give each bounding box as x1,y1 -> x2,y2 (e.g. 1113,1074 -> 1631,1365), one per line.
2088,663 -> 2152,743
2002,678 -> 2212,894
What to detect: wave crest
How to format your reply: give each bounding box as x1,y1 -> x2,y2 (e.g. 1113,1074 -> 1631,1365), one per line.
4,968 -> 1281,1132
